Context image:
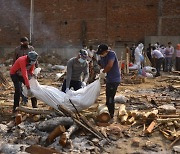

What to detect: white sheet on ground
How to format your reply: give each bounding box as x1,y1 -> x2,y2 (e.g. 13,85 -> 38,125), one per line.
23,78 -> 101,111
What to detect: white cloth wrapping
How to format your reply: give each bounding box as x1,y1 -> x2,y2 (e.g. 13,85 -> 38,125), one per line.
23,78 -> 101,111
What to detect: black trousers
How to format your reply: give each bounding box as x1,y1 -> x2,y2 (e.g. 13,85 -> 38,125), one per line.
106,82 -> 119,118
176,57 -> 180,71
156,57 -> 164,76
10,74 -> 37,110
61,79 -> 82,92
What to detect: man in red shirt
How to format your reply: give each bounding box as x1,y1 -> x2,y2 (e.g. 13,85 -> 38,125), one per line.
10,51 -> 38,113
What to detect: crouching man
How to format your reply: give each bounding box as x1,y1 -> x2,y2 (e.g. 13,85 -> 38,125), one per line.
97,44 -> 121,119
10,51 -> 38,113
62,49 -> 89,93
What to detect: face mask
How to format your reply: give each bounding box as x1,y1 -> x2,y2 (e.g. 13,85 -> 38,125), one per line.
100,52 -> 108,57
21,44 -> 28,49
29,61 -> 36,65
78,58 -> 85,63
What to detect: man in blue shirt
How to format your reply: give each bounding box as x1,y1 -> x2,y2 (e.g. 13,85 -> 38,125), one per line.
97,44 -> 121,119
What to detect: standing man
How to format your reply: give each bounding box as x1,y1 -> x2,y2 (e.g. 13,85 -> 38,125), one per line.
175,44 -> 180,71
10,51 -> 38,113
13,37 -> 35,105
13,37 -> 35,64
151,46 -> 164,77
87,45 -> 100,83
164,42 -> 174,72
61,49 -> 89,93
96,44 -> 120,119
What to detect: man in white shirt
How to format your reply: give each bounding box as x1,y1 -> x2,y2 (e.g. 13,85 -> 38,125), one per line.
151,46 -> 164,77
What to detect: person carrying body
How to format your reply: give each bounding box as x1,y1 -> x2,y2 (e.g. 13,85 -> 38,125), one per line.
61,49 -> 89,93
10,51 -> 38,113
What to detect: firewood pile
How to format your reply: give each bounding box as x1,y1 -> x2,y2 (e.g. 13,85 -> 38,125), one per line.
117,103 -> 180,149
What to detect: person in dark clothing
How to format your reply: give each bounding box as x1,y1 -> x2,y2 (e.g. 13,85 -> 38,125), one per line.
96,44 -> 121,119
146,43 -> 153,64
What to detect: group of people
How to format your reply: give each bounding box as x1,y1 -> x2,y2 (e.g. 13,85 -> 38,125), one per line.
146,42 -> 180,76
126,41 -> 180,77
10,37 -> 120,121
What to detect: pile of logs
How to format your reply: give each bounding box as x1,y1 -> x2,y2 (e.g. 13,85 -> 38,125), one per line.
118,104 -> 158,125
16,104 -> 110,147
118,104 -> 180,148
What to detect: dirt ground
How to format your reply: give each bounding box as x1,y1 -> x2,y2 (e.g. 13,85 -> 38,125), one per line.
0,65 -> 180,154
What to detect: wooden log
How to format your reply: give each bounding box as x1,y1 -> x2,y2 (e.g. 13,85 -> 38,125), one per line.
118,104 -> 126,116
15,114 -> 22,125
33,115 -> 41,122
59,123 -> 79,147
145,120 -> 156,134
174,121 -> 180,128
97,104 -> 111,123
158,114 -> 180,118
142,110 -> 158,121
118,104 -> 129,124
127,110 -> 138,117
121,114 -> 129,124
157,118 -> 180,123
25,145 -> 61,154
127,116 -> 135,125
37,117 -> 74,132
46,125 -> 66,145
16,106 -> 58,115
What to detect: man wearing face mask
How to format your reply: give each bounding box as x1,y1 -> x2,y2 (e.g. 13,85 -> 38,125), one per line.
61,49 -> 89,93
13,37 -> 35,64
96,44 -> 120,120
10,51 -> 38,113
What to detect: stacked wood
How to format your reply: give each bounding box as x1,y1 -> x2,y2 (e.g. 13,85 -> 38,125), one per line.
97,104 -> 111,123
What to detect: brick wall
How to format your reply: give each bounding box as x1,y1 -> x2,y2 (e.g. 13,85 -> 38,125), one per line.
0,0 -> 179,48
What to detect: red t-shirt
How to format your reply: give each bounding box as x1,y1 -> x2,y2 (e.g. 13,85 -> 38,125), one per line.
10,55 -> 34,88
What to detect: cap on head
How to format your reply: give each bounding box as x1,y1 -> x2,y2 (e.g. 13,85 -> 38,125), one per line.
20,37 -> 29,42
96,44 -> 108,55
79,49 -> 88,59
28,51 -> 38,61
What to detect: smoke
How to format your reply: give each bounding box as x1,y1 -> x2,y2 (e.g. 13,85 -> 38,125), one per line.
0,0 -> 30,33
0,0 -> 58,48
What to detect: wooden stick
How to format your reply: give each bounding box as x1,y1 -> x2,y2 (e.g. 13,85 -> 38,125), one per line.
16,106 -> 56,115
169,136 -> 180,149
158,115 -> 180,118
157,118 -> 180,123
58,105 -> 103,139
